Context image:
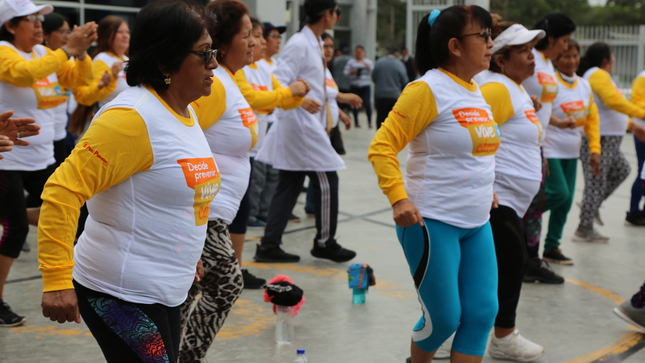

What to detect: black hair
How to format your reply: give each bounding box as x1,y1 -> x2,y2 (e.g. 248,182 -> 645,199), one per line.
250,16 -> 263,32
355,45 -> 364,51
533,13 -> 576,51
577,42 -> 612,77
206,0 -> 250,60
321,32 -> 333,42
42,13 -> 68,35
489,18 -> 517,73
0,17 -> 23,42
304,0 -> 337,25
414,5 -> 492,75
126,0 -> 215,90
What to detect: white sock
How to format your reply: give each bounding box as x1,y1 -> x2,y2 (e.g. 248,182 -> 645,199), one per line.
497,332 -> 514,343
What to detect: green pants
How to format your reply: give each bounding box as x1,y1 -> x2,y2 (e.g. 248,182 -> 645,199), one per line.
543,158 -> 578,252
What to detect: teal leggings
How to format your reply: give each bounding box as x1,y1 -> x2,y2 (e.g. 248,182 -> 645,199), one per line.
544,158 -> 578,252
396,219 -> 498,356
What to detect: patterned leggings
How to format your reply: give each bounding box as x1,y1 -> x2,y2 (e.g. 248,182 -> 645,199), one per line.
179,219 -> 243,363
578,135 -> 630,230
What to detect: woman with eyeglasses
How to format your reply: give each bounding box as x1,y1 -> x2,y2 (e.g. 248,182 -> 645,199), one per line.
519,14 -> 576,272
479,20 -> 548,362
368,6 -> 500,362
178,1 -> 266,361
0,0 -> 96,327
37,1 -> 219,361
71,15 -> 130,135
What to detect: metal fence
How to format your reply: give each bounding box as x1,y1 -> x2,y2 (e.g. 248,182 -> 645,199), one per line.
574,25 -> 645,91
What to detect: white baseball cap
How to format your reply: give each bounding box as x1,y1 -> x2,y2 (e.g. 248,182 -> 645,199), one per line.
491,24 -> 545,54
0,0 -> 53,25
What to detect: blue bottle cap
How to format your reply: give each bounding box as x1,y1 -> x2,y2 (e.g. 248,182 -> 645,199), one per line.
297,349 -> 305,354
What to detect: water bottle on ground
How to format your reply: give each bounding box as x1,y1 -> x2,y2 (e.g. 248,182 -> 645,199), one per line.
293,349 -> 308,362
275,305 -> 295,344
347,264 -> 376,304
352,287 -> 366,303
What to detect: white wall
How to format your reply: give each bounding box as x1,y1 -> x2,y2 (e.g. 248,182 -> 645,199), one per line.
239,0 -> 288,27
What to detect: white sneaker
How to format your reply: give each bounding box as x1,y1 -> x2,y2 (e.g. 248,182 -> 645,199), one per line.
488,330 -> 545,362
434,333 -> 454,359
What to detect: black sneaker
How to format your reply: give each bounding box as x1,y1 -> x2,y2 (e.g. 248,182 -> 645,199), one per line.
0,301 -> 26,327
253,244 -> 300,263
288,213 -> 301,223
626,211 -> 645,226
523,259 -> 564,284
543,248 -> 574,265
241,269 -> 266,289
311,241 -> 356,262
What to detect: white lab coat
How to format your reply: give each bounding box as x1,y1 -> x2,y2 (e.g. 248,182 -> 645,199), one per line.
255,26 -> 345,172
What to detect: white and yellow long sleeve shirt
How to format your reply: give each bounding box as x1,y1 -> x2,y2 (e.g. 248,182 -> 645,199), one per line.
235,62 -> 303,157
631,70 -> 645,180
0,42 -> 93,170
481,73 -> 543,218
193,65 -> 257,224
38,85 -> 220,306
256,26 -> 345,172
368,68 -> 500,228
73,51 -> 129,109
583,66 -> 645,136
258,57 -> 279,125
522,49 -> 558,144
543,72 -> 601,159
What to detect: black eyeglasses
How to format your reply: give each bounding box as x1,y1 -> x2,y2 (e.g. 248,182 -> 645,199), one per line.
458,29 -> 492,43
189,49 -> 218,64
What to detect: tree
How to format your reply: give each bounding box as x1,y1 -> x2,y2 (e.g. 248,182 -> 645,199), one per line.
376,0 -> 407,55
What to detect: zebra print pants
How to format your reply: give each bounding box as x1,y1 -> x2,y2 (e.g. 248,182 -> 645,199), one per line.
178,219 -> 243,363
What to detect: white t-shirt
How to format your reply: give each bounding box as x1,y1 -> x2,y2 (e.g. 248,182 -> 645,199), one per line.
93,52 -> 129,109
242,63 -> 273,157
543,73 -> 594,159
326,68 -> 340,127
522,49 -> 558,144
583,67 -> 630,136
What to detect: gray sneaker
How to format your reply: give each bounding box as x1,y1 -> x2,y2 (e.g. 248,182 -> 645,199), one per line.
572,228 -> 609,243
613,301 -> 645,332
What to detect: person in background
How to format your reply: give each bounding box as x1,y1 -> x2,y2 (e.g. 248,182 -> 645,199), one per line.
38,1 -> 219,361
372,45 -> 408,129
627,71 -> 645,226
331,44 -> 352,110
344,45 -> 374,128
537,38 -> 601,283
70,15 -> 130,135
520,13 -> 576,269
401,47 -> 416,82
254,0 -> 357,264
369,6 -> 499,362
257,21 -> 284,73
575,42 -> 645,242
0,0 -> 96,327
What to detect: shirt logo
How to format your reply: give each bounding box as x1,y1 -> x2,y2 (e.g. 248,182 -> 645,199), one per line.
452,107 -> 501,156
177,158 -> 220,226
525,109 -> 544,144
560,100 -> 589,126
537,72 -> 558,103
238,107 -> 258,149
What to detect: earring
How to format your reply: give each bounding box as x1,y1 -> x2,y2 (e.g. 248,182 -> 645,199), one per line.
164,75 -> 171,85
456,52 -> 461,56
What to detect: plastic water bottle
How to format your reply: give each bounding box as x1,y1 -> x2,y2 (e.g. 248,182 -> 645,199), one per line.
275,305 -> 294,344
293,349 -> 308,362
352,288 -> 366,304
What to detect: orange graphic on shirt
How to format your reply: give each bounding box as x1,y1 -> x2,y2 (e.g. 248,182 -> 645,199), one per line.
559,100 -> 589,127
326,78 -> 337,88
537,72 -> 558,103
251,83 -> 268,91
238,107 -> 258,150
452,108 -> 501,156
32,76 -> 68,109
524,109 -> 544,143
177,158 -> 221,226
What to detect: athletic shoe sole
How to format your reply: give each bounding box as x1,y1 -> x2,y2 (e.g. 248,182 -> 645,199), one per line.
0,317 -> 26,328
542,257 -> 574,265
613,306 -> 645,332
572,235 -> 609,243
523,275 -> 565,284
488,349 -> 545,362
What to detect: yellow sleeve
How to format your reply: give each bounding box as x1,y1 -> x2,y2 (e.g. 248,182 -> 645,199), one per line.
72,60 -> 118,106
480,82 -> 515,126
584,95 -> 601,155
38,108 -> 154,292
234,69 -> 294,110
272,74 -> 304,110
0,45 -> 70,87
193,77 -> 227,130
631,75 -> 645,109
588,69 -> 645,119
55,51 -> 93,89
367,82 -> 438,205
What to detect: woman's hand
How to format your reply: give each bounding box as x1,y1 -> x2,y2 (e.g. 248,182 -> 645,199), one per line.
289,80 -> 308,97
392,198 -> 424,227
97,70 -> 112,90
337,93 -> 362,109
111,62 -> 123,79
0,136 -> 13,159
530,96 -> 542,112
64,22 -> 98,57
0,110 -> 39,146
590,153 -> 601,176
633,122 -> 645,142
492,191 -> 499,209
339,109 -> 351,130
301,98 -> 322,114
550,115 -> 577,129
41,289 -> 81,324
195,260 -> 204,282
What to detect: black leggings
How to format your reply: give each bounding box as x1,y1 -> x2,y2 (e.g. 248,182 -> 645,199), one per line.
228,157 -> 254,234
0,165 -> 56,258
490,205 -> 529,329
74,280 -> 181,363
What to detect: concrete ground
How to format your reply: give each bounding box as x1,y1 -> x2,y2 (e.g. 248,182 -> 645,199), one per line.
2,114 -> 645,363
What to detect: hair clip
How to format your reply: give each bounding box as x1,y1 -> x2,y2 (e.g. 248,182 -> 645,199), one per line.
428,9 -> 441,27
